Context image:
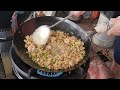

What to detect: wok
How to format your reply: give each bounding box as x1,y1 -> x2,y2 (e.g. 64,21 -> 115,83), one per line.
13,16 -> 91,72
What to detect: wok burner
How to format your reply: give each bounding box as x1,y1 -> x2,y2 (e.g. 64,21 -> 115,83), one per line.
0,28 -> 90,79
36,70 -> 63,77
10,48 -> 90,79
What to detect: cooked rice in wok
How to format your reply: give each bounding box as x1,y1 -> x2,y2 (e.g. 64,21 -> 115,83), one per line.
24,30 -> 85,70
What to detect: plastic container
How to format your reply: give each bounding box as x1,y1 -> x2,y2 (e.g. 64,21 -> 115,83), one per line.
92,32 -> 115,48
92,13 -> 115,48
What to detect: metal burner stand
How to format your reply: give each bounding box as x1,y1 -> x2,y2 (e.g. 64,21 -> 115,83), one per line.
10,47 -> 90,79
0,29 -> 15,79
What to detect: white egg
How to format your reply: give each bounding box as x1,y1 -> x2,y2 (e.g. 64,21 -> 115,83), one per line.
31,25 -> 51,45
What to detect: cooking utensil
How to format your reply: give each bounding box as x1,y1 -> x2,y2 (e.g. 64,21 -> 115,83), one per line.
49,14 -> 72,28
13,16 -> 91,72
31,14 -> 72,45
37,14 -> 72,32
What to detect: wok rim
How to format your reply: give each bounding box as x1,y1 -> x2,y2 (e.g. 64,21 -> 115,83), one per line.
13,16 -> 91,72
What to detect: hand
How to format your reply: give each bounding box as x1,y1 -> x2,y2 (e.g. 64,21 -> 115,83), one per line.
107,17 -> 120,36
70,11 -> 86,18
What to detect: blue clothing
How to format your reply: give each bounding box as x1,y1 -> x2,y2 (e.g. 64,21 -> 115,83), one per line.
102,11 -> 120,65
114,36 -> 120,65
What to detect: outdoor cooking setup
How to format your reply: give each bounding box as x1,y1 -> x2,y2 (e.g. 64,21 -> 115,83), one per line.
0,11 -> 91,79
0,11 -> 117,79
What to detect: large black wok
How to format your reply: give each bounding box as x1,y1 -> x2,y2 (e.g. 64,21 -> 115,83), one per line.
13,16 -> 91,72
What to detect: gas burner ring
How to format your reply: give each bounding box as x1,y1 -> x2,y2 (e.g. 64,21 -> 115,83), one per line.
37,70 -> 63,78
10,48 -> 90,79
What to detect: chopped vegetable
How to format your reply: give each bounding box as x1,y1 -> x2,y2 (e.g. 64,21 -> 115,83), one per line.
24,31 -> 85,70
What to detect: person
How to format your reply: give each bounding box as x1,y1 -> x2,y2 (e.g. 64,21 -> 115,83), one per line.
108,17 -> 120,65
71,11 -> 120,65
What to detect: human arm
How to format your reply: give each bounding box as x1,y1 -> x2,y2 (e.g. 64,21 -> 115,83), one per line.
107,17 -> 120,36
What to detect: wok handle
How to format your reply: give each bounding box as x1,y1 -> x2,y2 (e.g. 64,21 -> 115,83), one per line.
86,31 -> 97,37
0,36 -> 13,42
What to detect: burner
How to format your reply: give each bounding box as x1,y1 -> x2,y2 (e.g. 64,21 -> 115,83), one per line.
37,70 -> 63,77
0,28 -> 12,53
10,48 -> 90,79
